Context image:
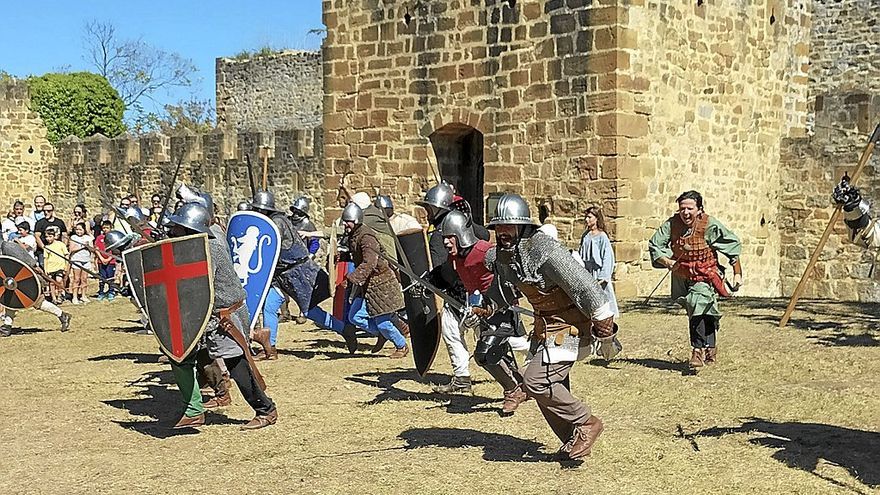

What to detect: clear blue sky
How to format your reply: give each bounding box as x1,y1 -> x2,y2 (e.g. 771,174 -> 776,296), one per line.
0,0 -> 323,115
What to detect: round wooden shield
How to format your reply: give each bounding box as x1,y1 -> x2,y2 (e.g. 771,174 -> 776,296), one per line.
0,256 -> 41,310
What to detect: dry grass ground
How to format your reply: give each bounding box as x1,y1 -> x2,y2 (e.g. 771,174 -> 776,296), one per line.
1,296 -> 879,495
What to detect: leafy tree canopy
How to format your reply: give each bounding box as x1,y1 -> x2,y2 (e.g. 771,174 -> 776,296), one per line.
27,72 -> 125,143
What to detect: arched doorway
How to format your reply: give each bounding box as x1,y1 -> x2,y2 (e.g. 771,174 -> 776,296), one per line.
428,123 -> 485,224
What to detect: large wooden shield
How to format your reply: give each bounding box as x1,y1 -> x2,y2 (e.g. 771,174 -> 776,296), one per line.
139,234 -> 214,363
0,256 -> 41,310
397,228 -> 441,377
227,211 -> 280,330
122,247 -> 146,311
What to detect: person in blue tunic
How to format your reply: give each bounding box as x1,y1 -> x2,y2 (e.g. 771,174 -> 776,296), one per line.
578,206 -> 619,320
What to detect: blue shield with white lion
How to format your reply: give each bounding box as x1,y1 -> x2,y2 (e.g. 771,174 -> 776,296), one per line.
227,211 -> 280,330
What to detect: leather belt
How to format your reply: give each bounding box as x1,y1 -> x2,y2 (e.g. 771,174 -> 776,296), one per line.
215,299 -> 245,319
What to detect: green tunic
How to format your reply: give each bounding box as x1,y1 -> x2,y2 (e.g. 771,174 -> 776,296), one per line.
648,215 -> 741,317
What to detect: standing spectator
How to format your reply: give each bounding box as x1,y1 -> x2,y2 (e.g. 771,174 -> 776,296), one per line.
68,204 -> 93,237
112,196 -> 134,234
94,220 -> 117,301
1,211 -> 17,241
150,194 -> 163,223
578,206 -> 619,319
68,222 -> 94,304
12,200 -> 35,231
43,228 -> 69,304
14,222 -> 37,259
33,195 -> 47,222
35,202 -> 68,266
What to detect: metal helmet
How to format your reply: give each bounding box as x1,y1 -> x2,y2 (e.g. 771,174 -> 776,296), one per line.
341,202 -> 363,225
249,190 -> 282,213
166,203 -> 215,238
440,210 -> 478,249
105,230 -> 134,253
237,201 -> 251,211
177,183 -> 215,217
290,196 -> 311,216
123,206 -> 148,224
415,183 -> 455,211
374,194 -> 393,210
488,193 -> 537,227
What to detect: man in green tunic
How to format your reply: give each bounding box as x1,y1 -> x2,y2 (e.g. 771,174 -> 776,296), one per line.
648,190 -> 742,371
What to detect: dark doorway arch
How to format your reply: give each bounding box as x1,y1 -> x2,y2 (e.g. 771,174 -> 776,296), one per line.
429,123 -> 485,224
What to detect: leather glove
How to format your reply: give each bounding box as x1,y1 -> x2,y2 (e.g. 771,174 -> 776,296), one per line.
596,335 -> 622,360
832,175 -> 861,212
462,309 -> 480,329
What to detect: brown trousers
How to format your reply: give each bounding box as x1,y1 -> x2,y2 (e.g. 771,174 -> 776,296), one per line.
522,358 -> 591,442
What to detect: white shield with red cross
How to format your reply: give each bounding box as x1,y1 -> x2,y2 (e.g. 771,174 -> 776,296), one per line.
138,233 -> 214,363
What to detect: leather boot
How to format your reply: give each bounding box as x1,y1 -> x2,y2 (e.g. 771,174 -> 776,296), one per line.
391,313 -> 410,338
689,348 -> 705,371
204,392 -> 232,409
266,346 -> 278,360
342,324 -> 359,354
173,413 -> 205,429
204,372 -> 232,408
563,415 -> 605,459
241,409 -> 278,431
389,343 -> 409,359
252,328 -> 272,358
501,386 -> 528,415
432,376 -> 472,394
705,347 -> 717,365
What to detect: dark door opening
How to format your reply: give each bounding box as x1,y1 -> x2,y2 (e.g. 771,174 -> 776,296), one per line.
429,123 -> 485,224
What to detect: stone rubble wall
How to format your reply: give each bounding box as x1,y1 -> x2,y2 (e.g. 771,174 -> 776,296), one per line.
216,51 -> 324,132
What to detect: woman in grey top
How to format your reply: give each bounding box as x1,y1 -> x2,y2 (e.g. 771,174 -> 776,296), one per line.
578,206 -> 619,318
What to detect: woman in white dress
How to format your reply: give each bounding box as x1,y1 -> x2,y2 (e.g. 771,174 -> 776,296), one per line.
578,206 -> 619,318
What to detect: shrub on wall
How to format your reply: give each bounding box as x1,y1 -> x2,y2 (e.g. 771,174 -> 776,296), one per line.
27,72 -> 125,143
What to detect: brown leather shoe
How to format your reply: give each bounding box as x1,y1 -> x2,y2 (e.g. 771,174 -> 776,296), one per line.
203,393 -> 232,409
392,314 -> 410,338
157,354 -> 170,364
241,409 -> 278,431
173,413 -> 205,429
501,386 -> 528,415
370,335 -> 388,354
389,344 -> 409,359
705,347 -> 717,365
564,415 -> 605,459
254,346 -> 278,361
689,348 -> 705,371
252,328 -> 272,356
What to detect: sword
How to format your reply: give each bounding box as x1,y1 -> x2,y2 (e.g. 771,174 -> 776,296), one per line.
42,246 -> 112,282
155,150 -> 186,233
245,153 -> 258,197
377,250 -> 534,318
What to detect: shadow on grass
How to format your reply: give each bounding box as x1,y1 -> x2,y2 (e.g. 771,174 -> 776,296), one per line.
102,369 -> 243,439
399,427 -> 572,465
346,369 -> 501,415
88,352 -> 162,364
621,297 -> 880,347
694,418 -> 880,491
604,357 -> 691,375
277,337 -> 389,360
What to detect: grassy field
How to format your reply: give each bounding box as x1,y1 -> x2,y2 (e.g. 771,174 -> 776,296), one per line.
0,296 -> 878,494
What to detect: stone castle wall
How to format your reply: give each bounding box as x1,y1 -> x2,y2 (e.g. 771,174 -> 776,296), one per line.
50,127 -> 325,224
0,81 -> 54,211
614,0 -> 812,297
216,51 -> 323,132
322,0 -> 626,256
778,0 -> 880,301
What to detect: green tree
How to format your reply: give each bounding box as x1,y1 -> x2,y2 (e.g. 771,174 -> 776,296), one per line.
131,97 -> 215,135
27,72 -> 125,143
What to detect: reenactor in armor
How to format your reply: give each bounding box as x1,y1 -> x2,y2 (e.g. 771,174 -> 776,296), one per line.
164,202 -> 278,430
375,195 -> 422,235
833,173 -> 880,248
648,190 -> 742,372
487,193 -> 618,460
439,210 -> 527,414
0,239 -> 72,336
341,203 -> 409,358
289,196 -> 321,256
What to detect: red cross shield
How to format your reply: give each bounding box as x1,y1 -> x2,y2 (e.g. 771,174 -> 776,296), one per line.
138,234 -> 214,362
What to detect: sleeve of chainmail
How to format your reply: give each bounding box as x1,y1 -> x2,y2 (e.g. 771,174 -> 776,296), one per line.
538,243 -> 611,319
648,218 -> 674,268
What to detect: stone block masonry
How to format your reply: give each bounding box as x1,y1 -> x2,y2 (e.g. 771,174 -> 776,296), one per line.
0,81 -> 53,209
50,127 -> 325,224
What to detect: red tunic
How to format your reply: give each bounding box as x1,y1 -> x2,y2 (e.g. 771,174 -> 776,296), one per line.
453,240 -> 494,294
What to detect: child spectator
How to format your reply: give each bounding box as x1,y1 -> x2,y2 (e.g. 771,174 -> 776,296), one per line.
14,222 -> 37,259
68,222 -> 94,304
43,228 -> 69,304
94,220 -> 117,301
